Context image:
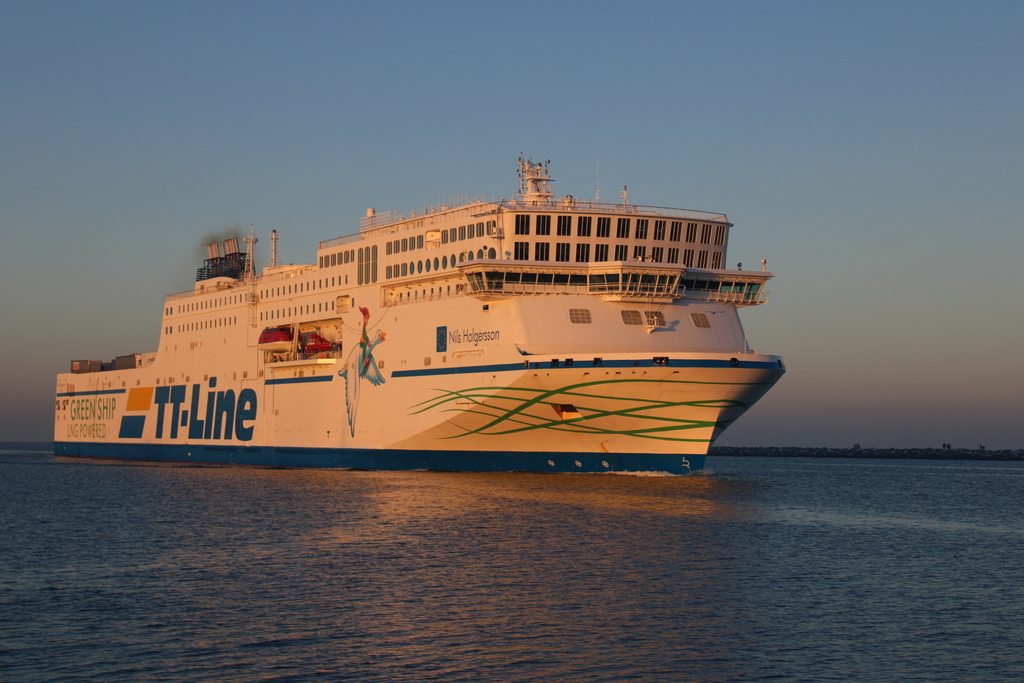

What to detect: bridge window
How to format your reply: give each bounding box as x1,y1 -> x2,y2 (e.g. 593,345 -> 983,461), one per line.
621,310 -> 643,325
616,218 -> 630,239
569,308 -> 592,324
536,215 -> 551,235
577,216 -> 592,237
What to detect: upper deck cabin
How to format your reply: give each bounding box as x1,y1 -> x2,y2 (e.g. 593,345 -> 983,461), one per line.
313,157 -> 770,307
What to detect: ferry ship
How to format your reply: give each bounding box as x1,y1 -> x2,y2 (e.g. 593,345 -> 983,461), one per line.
54,157 -> 784,473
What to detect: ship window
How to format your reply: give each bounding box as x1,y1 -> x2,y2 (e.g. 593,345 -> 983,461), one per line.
557,215 -> 572,236
534,242 -> 550,261
487,247 -> 496,259
536,215 -> 551,235
633,246 -> 646,260
330,253 -> 337,266
668,248 -> 679,264
424,259 -> 431,272
575,243 -> 591,263
597,217 -> 611,238
476,222 -> 485,237
555,243 -> 570,262
697,250 -> 709,268
714,225 -> 727,245
654,220 -> 666,240
577,216 -> 592,236
635,219 -> 649,240
616,218 -> 630,239
417,235 -> 424,249
701,224 -> 712,244
569,308 -> 592,324
686,223 -> 697,242
621,310 -> 643,325
515,215 -> 530,235
441,231 -> 449,244
434,257 -> 439,270
651,247 -> 664,263
711,252 -> 723,269
614,245 -> 628,261
691,313 -> 711,328
401,238 -> 408,252
442,256 -> 448,268
670,221 -> 682,241
683,249 -> 695,267
514,242 -> 530,260
594,244 -> 609,262
645,311 -> 666,327
459,225 -> 466,240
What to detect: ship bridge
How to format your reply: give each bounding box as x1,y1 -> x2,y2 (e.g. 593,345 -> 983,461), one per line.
459,261 -> 771,305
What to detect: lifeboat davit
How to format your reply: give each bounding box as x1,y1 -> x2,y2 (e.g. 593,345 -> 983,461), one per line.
258,326 -> 294,353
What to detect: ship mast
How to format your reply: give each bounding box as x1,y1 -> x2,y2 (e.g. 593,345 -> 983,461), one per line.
244,223 -> 259,327
518,155 -> 554,205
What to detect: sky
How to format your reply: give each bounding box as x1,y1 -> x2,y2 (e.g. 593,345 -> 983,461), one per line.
2,0 -> 1022,448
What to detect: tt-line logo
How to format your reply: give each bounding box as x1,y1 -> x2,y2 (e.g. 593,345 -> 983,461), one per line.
114,378 -> 258,441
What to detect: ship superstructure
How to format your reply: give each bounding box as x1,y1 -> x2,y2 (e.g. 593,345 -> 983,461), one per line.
55,157 -> 784,473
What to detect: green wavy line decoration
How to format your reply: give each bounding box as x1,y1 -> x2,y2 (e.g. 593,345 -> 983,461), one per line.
409,378 -> 761,442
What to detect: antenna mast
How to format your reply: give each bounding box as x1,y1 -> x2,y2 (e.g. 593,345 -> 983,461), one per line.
518,154 -> 554,205
270,229 -> 279,268
243,223 -> 258,280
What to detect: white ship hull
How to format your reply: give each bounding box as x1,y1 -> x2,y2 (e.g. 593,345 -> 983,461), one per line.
55,158 -> 784,473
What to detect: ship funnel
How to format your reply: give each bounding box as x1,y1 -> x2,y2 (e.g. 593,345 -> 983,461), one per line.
223,237 -> 240,255
206,242 -> 222,259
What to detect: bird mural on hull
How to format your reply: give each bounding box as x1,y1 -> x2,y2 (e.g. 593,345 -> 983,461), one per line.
339,306 -> 387,436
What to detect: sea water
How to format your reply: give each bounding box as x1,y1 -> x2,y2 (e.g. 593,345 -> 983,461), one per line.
2,445 -> 1022,682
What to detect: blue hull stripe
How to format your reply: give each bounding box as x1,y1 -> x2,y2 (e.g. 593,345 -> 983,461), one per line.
265,375 -> 334,386
52,441 -> 704,475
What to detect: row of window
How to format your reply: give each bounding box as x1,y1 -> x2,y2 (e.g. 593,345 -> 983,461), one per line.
514,215 -> 726,245
565,308 -> 711,328
260,300 -> 336,322
172,294 -> 246,316
320,249 -> 356,268
512,242 -> 723,268
165,316 -> 239,334
439,222 -> 495,244
384,249 -> 497,280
